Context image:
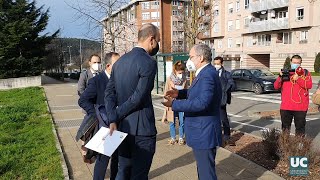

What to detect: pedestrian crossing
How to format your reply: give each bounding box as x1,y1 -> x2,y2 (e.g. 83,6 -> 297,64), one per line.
232,92 -> 313,104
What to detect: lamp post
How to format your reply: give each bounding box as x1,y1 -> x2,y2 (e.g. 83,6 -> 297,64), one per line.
67,45 -> 72,64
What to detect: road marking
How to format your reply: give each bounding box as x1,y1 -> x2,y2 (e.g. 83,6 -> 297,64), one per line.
236,96 -> 281,104
231,92 -> 251,96
254,94 -> 312,103
56,95 -> 74,97
270,118 -> 319,123
51,108 -> 82,112
231,121 -> 267,130
51,105 -> 79,108
228,113 -> 242,118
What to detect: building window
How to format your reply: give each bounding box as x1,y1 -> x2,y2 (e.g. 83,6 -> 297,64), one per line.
278,11 -> 288,19
236,1 -> 240,12
151,21 -> 160,27
236,38 -> 241,47
257,34 -> 271,46
218,40 -> 222,49
151,1 -> 159,9
172,0 -> 178,6
277,32 -> 292,44
247,36 -> 253,47
141,2 -> 150,10
228,3 -> 234,14
172,10 -> 179,16
228,38 -> 233,48
142,12 -> 150,20
244,0 -> 249,9
228,20 -> 233,31
214,23 -> 219,32
244,17 -> 249,28
300,30 -> 308,43
236,19 -> 240,29
296,7 -> 304,20
214,6 -> 219,16
151,12 -> 159,19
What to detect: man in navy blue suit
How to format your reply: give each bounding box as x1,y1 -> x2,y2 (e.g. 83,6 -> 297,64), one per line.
78,52 -> 120,180
105,23 -> 160,180
162,44 -> 222,180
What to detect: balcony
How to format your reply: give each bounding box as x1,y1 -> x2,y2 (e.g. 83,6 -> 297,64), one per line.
250,0 -> 288,13
249,18 -> 288,33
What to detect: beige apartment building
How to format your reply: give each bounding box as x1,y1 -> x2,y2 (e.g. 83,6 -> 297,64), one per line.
206,0 -> 320,72
102,0 -> 188,55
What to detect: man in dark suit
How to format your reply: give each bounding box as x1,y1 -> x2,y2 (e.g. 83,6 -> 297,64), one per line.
104,23 -> 160,180
78,52 -> 120,180
162,44 -> 222,180
213,56 -> 235,142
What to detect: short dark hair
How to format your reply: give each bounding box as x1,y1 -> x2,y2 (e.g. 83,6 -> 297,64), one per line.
291,54 -> 302,63
214,56 -> 224,64
138,23 -> 159,42
89,54 -> 101,62
173,61 -> 185,71
104,52 -> 119,64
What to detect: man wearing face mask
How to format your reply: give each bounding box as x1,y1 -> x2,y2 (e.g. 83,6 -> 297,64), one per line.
213,57 -> 235,143
162,44 -> 222,180
104,23 -> 160,180
77,54 -> 102,96
274,55 -> 312,136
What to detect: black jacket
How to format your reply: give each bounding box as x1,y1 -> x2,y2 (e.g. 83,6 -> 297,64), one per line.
218,67 -> 235,106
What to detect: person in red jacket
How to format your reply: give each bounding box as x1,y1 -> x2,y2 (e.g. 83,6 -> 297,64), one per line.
274,55 -> 312,136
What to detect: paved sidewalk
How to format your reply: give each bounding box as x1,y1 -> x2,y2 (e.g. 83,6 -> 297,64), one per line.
42,76 -> 284,180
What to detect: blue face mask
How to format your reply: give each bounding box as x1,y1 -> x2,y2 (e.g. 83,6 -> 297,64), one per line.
291,64 -> 300,70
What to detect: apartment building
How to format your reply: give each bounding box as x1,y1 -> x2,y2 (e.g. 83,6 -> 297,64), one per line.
206,0 -> 320,72
102,0 -> 188,55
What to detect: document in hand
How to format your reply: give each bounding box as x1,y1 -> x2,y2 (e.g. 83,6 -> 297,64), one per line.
85,127 -> 127,157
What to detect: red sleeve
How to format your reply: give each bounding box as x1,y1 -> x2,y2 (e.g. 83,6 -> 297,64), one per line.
296,72 -> 312,90
274,76 -> 282,90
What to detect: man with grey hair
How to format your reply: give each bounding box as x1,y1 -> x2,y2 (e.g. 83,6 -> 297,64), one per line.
105,23 -> 160,179
162,44 -> 222,180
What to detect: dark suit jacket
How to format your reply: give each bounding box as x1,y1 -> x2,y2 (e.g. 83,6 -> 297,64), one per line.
78,71 -> 109,115
219,67 -> 235,106
172,64 -> 222,149
105,47 -> 157,136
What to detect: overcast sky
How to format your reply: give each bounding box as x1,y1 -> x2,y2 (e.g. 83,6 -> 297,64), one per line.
37,0 -> 105,40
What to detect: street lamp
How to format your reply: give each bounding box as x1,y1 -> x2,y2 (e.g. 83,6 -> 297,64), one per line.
67,45 -> 72,64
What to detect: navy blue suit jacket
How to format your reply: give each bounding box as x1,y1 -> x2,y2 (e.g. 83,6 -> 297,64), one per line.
105,47 -> 157,136
78,71 -> 109,115
172,64 -> 222,149
219,67 -> 235,106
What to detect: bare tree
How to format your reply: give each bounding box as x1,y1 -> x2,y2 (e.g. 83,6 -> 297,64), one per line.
65,0 -> 137,53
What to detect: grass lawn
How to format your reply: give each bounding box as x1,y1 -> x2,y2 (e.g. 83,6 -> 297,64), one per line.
0,87 -> 63,179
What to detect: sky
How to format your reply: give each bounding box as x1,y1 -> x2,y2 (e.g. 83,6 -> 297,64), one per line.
37,0 -> 105,40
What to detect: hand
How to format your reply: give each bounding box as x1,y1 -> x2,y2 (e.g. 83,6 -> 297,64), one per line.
161,96 -> 173,107
165,88 -> 179,98
292,73 -> 299,81
109,123 -> 117,136
279,71 -> 283,76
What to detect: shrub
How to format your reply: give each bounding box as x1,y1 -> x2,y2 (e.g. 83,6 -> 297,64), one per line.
283,57 -> 291,70
261,128 -> 281,159
314,52 -> 320,73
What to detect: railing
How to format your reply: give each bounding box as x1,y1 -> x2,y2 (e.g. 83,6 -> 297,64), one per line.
249,18 -> 288,33
250,0 -> 288,13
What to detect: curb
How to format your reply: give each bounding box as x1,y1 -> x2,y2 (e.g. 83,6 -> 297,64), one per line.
218,147 -> 285,180
43,89 -> 70,180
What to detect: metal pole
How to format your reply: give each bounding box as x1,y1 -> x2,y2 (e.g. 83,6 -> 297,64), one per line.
80,39 -> 83,71
67,45 -> 72,64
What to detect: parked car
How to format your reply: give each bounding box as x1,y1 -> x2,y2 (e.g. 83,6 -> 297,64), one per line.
231,68 -> 279,94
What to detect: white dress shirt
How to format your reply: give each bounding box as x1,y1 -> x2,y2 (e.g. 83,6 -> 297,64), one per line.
195,63 -> 210,77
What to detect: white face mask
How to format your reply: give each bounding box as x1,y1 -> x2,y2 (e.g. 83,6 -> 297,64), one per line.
214,65 -> 221,70
177,74 -> 183,78
186,58 -> 196,72
91,63 -> 101,72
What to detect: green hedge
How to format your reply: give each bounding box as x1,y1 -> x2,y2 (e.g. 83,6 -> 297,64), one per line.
0,87 -> 63,179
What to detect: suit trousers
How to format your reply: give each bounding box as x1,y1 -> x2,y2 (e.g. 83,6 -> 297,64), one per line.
192,148 -> 217,180
116,134 -> 156,180
220,105 -> 231,139
93,150 -> 118,180
280,109 -> 307,135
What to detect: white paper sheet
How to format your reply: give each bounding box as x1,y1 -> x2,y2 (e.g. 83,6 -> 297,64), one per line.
85,127 -> 127,157
175,85 -> 183,90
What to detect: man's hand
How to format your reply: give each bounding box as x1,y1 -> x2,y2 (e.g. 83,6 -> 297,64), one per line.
292,73 -> 299,81
109,123 -> 117,136
161,96 -> 173,107
165,88 -> 179,98
279,70 -> 283,76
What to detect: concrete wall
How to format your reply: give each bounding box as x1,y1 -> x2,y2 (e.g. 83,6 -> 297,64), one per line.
0,76 -> 41,90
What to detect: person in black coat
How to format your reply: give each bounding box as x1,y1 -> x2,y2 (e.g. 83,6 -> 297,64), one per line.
78,52 -> 120,180
213,56 -> 235,142
105,23 -> 160,180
